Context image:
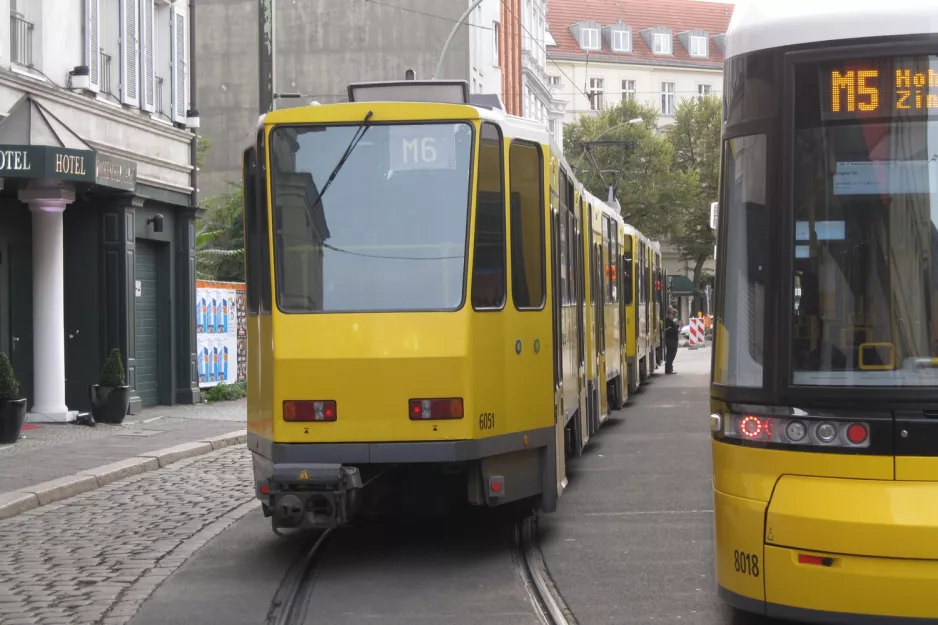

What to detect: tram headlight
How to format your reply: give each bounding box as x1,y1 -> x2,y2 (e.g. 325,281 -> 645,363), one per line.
815,422 -> 838,444
785,420 -> 807,443
721,412 -> 871,449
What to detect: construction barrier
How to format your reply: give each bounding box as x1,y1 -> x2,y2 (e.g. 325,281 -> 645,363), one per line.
689,317 -> 705,349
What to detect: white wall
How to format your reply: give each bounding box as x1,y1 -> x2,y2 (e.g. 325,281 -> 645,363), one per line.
550,59 -> 723,127
469,0 -> 502,96
0,0 -> 195,195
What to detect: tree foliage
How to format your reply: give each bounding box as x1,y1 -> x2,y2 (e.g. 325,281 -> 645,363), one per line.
665,95 -> 722,288
100,348 -> 126,388
0,351 -> 20,400
562,99 -> 695,238
196,182 -> 245,282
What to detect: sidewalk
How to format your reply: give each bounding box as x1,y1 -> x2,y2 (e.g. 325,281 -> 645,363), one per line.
0,398 -> 247,519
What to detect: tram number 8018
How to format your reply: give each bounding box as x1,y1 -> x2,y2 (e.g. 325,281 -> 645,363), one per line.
479,412 -> 496,430
734,550 -> 760,578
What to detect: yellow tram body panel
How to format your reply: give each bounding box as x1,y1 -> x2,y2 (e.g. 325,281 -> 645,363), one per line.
246,102 -> 555,448
242,84 -> 664,531
713,440 -> 938,620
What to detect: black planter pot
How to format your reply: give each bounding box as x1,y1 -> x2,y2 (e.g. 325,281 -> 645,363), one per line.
0,397 -> 27,444
90,385 -> 130,424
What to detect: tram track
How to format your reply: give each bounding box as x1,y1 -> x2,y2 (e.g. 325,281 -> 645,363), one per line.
265,529 -> 334,625
514,515 -> 576,625
264,511 -> 573,625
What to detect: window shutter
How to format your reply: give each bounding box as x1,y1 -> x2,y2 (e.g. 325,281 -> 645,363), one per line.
120,0 -> 140,106
170,8 -> 186,124
84,0 -> 101,92
140,0 -> 155,112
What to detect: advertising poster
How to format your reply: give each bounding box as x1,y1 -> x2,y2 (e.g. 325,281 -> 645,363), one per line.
196,281 -> 247,388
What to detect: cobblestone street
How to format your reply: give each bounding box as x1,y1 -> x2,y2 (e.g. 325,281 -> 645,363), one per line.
0,446 -> 255,625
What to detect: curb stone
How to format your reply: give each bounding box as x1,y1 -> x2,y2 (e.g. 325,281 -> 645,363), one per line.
0,429 -> 248,521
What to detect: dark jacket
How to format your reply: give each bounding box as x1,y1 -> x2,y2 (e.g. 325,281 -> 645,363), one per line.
664,317 -> 679,340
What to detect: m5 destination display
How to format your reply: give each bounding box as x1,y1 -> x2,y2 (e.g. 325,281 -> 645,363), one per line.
822,56 -> 938,119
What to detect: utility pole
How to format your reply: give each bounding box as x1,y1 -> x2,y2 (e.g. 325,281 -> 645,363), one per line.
258,0 -> 274,115
435,0 -> 485,79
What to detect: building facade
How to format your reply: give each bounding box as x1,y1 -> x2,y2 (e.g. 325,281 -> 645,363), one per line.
198,0 -> 488,197
545,0 -> 732,128
521,0 -> 565,145
0,0 -> 199,421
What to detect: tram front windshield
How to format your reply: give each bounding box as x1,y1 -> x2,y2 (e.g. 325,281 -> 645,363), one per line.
268,122 -> 474,313
791,54 -> 938,386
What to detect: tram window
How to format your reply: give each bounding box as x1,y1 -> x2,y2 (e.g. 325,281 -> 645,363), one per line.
471,122 -> 506,310
268,122 -> 474,313
623,237 -> 633,306
510,141 -> 546,310
789,55 -> 938,387
713,133 -> 766,388
559,213 -> 568,306
242,147 -> 259,316
257,129 -> 272,315
723,50 -> 779,127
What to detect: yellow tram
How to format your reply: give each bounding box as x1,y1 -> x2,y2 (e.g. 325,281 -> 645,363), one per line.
241,80 -> 663,530
711,1 -> 938,622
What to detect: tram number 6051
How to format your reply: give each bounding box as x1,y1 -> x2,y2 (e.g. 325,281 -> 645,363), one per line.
479,412 -> 495,430
734,550 -> 760,578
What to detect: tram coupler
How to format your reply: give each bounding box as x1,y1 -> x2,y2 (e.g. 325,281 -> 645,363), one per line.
263,464 -> 363,530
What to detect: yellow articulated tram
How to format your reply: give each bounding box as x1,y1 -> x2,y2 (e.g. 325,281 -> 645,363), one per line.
712,1 -> 938,622
241,80 -> 663,530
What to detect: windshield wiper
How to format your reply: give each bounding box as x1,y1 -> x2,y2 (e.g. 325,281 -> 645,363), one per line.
309,110 -> 373,215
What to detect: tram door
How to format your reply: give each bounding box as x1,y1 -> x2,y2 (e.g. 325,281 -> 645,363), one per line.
593,239 -> 607,428
549,198 -> 567,491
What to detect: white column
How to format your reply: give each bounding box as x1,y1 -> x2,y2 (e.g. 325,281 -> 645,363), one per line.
18,182 -> 76,423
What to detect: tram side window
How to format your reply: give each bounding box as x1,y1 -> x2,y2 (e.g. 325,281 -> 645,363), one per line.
713,134 -> 767,388
243,147 -> 259,316
257,129 -> 272,315
510,141 -> 546,310
471,122 -> 506,310
623,238 -> 633,306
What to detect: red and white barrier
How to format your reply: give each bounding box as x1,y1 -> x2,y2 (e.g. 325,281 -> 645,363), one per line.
688,317 -> 705,349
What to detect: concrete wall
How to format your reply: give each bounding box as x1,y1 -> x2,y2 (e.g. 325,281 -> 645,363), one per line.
196,0 -> 472,197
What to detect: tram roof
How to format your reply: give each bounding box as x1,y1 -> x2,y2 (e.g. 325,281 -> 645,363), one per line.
725,0 -> 938,60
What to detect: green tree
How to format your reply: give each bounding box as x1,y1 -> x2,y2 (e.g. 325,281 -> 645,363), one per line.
563,99 -> 691,238
666,95 -> 722,292
196,182 -> 245,281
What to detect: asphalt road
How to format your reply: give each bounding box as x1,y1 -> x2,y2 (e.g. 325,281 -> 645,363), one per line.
538,346 -> 791,625
117,346 -> 796,625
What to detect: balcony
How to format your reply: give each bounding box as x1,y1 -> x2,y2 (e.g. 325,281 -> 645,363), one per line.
156,76 -> 165,114
99,51 -> 113,95
10,12 -> 33,67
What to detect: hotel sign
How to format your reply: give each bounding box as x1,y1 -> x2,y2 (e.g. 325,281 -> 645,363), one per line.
0,145 -> 137,192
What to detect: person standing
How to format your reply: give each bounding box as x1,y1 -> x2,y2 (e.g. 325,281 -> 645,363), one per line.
664,308 -> 679,374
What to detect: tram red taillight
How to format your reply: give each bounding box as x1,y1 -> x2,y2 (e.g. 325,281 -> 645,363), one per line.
846,423 -> 868,445
409,398 -> 464,420
722,413 -> 871,449
283,400 -> 337,422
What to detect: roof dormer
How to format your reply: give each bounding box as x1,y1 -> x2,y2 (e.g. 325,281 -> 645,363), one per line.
640,27 -> 673,56
712,33 -> 726,53
602,21 -> 632,53
678,29 -> 710,58
570,21 -> 602,52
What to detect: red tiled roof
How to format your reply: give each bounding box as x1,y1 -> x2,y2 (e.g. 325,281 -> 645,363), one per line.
546,0 -> 734,66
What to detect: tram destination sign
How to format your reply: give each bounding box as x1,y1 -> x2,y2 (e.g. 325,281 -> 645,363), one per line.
822,56 -> 938,121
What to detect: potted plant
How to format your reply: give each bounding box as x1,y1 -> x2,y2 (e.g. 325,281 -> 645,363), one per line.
0,352 -> 26,444
90,348 -> 130,424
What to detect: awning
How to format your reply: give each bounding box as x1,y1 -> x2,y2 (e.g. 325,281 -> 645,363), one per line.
668,274 -> 695,295
0,94 -> 137,192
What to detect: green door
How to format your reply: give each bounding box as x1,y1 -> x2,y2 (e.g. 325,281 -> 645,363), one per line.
134,240 -> 161,407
